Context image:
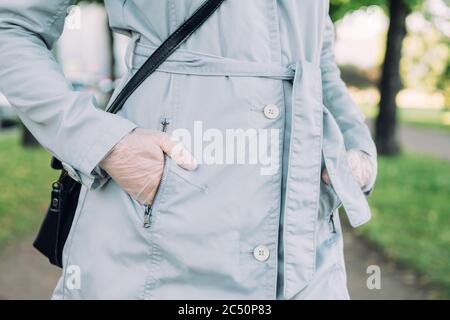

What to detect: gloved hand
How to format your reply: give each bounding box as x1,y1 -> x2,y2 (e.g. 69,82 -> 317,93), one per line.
99,128 -> 197,205
322,150 -> 375,190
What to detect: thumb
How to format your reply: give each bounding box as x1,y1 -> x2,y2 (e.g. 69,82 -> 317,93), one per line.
321,168 -> 331,185
156,133 -> 198,171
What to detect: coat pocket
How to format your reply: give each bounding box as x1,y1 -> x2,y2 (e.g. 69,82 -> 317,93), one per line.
319,179 -> 342,221
140,155 -> 171,228
140,157 -> 207,229
170,163 -> 209,193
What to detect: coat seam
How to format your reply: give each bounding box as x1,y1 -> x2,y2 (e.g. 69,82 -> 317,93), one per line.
45,0 -> 72,41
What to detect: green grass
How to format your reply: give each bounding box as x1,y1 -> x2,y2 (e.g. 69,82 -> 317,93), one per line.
0,131 -> 57,248
361,105 -> 450,133
399,109 -> 450,132
401,116 -> 450,132
360,152 -> 450,298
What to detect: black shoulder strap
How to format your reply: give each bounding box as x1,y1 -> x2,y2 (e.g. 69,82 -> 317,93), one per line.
106,0 -> 225,114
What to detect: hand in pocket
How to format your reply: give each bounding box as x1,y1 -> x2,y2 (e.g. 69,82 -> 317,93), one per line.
100,128 -> 197,205
322,150 -> 375,189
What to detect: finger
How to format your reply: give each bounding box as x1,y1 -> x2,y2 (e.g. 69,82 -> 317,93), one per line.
347,150 -> 372,188
140,192 -> 155,206
170,143 -> 198,170
135,173 -> 161,205
137,182 -> 157,205
322,169 -> 331,185
156,133 -> 197,171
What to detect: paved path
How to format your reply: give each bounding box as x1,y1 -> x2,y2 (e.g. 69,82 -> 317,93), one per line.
399,125 -> 450,160
0,236 -> 60,299
0,124 -> 448,299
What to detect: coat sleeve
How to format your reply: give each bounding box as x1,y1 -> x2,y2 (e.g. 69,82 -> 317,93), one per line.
320,15 -> 377,192
0,0 -> 137,189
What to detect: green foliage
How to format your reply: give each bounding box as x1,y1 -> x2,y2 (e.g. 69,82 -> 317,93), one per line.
361,105 -> 450,132
330,0 -> 425,22
330,0 -> 385,22
436,55 -> 450,109
402,28 -> 449,94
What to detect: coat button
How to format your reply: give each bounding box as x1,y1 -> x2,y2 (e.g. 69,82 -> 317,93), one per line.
263,104 -> 280,119
253,245 -> 270,262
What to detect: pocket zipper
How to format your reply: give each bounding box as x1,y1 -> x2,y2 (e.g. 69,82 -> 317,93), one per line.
329,211 -> 337,234
326,181 -> 342,234
142,117 -> 171,228
160,117 -> 170,133
143,205 -> 152,228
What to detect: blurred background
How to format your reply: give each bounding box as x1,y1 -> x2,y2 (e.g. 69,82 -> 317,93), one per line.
0,0 -> 449,299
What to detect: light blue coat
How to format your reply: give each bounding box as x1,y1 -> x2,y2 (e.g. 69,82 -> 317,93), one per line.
0,0 -> 377,299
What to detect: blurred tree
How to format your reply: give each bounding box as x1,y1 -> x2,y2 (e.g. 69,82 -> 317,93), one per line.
330,0 -> 424,155
438,61 -> 450,110
402,27 -> 449,93
413,5 -> 450,110
376,0 -> 409,155
339,64 -> 379,88
330,0 -> 385,21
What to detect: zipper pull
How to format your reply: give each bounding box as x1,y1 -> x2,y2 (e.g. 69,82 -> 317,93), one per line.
329,212 -> 337,234
160,118 -> 170,133
143,205 -> 152,228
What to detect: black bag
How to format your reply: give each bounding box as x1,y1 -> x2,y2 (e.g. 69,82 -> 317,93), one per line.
33,0 -> 225,268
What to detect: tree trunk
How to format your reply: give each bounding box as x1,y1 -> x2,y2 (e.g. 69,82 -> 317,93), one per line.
375,0 -> 409,155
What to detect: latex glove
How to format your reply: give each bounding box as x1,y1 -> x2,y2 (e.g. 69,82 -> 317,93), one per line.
322,150 -> 375,189
99,128 -> 197,205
